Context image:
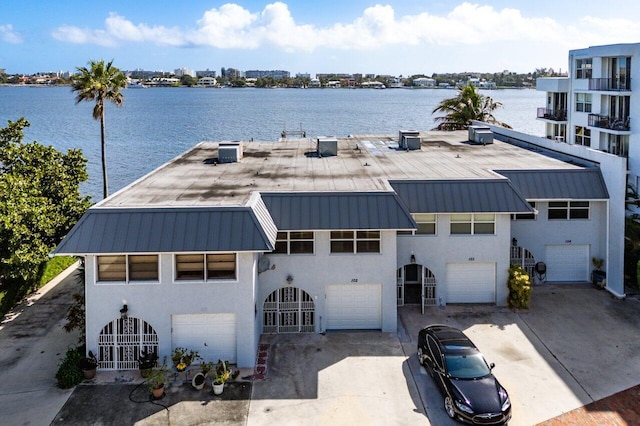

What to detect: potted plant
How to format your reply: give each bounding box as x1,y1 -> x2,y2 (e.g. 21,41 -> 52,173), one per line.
138,349 -> 158,378
212,359 -> 239,395
591,257 -> 606,289
79,350 -> 98,379
171,347 -> 200,371
200,361 -> 214,377
192,372 -> 206,390
146,367 -> 167,399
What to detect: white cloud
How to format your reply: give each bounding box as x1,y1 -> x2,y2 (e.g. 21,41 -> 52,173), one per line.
49,2 -> 640,54
0,24 -> 22,44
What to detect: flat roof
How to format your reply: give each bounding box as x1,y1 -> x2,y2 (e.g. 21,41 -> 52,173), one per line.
100,131 -> 580,208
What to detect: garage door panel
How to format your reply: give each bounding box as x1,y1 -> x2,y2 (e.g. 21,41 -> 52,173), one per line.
545,245 -> 589,282
172,314 -> 236,363
446,263 -> 495,303
326,284 -> 381,330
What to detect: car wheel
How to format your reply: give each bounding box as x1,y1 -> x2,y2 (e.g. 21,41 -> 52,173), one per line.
444,396 -> 456,419
417,347 -> 424,366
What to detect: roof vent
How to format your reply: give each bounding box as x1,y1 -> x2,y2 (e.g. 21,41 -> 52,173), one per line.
317,137 -> 338,157
398,130 -> 420,150
218,141 -> 243,163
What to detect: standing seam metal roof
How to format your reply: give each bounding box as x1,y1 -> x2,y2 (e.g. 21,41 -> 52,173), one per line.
260,192 -> 417,230
53,207 -> 274,255
388,179 -> 534,213
495,169 -> 610,200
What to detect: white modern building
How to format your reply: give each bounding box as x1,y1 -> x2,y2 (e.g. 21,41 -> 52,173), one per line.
537,43 -> 639,187
413,77 -> 436,88
54,128 -> 625,371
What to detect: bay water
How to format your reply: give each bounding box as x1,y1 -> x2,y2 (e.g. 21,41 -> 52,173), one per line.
0,86 -> 544,201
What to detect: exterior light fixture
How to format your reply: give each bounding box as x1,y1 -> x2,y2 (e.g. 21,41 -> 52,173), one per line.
120,303 -> 128,319
410,253 -> 416,264
286,275 -> 294,284
512,238 -> 518,247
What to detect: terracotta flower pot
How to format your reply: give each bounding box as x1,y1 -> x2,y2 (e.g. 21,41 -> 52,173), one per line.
81,368 -> 96,380
152,385 -> 165,399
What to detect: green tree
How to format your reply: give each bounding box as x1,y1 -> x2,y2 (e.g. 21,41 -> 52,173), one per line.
0,118 -> 91,305
180,75 -> 196,87
71,59 -> 127,199
432,83 -> 511,130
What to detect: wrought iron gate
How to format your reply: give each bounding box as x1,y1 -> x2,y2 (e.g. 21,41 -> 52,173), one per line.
263,287 -> 315,333
510,245 -> 536,279
97,317 -> 159,370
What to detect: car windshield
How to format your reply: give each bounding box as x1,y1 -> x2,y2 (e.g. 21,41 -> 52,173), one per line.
445,354 -> 490,379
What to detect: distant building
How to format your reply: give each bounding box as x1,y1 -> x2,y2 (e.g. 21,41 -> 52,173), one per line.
245,70 -> 290,79
196,77 -> 217,87
296,73 -> 310,79
196,69 -> 217,78
478,81 -> 497,89
309,78 -> 321,88
175,68 -> 196,78
413,77 -> 436,88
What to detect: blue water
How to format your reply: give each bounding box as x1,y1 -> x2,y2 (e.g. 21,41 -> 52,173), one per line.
0,86 -> 544,201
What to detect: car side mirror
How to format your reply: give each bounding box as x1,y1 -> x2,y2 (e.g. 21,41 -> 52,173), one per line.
489,362 -> 495,370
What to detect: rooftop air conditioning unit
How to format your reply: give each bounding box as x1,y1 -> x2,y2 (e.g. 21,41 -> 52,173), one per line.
468,125 -> 491,143
218,141 -> 243,163
398,130 -> 420,149
317,137 -> 338,157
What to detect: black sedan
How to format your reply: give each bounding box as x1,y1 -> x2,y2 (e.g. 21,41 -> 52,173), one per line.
417,325 -> 511,425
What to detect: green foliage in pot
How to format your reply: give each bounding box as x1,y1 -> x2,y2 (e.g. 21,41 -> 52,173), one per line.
145,367 -> 167,392
213,359 -> 239,385
79,350 -> 98,371
507,264 -> 531,309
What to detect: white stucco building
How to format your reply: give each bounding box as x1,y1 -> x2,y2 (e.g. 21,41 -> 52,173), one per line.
537,43 -> 639,187
54,128 -> 624,371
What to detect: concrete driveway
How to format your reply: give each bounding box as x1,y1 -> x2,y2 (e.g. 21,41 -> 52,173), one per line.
400,284 -> 640,426
248,332 -> 426,426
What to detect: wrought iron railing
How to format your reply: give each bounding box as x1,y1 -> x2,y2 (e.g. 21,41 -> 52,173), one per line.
537,107 -> 567,121
588,113 -> 630,131
588,78 -> 631,91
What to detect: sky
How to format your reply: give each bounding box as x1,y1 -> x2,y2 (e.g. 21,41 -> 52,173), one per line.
2,0 -> 640,76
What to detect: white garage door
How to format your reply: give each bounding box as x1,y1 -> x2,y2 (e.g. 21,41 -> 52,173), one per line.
172,314 -> 236,363
446,263 -> 496,303
545,244 -> 589,282
326,284 -> 381,330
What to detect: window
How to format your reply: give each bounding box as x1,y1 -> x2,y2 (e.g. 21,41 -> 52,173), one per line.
97,255 -> 158,282
273,231 -> 314,254
413,213 -> 436,235
450,214 -> 495,235
330,230 -> 381,253
607,134 -> 629,158
548,201 -> 590,220
575,126 -> 591,146
576,58 -> 592,79
175,253 -> 237,280
576,93 -> 592,113
512,202 -> 536,220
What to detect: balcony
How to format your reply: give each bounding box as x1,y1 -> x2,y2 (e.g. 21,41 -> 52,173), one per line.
537,107 -> 567,122
588,113 -> 630,131
588,78 -> 631,91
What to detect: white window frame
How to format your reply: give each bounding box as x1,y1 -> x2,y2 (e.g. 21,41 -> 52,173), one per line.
330,230 -> 381,254
273,231 -> 315,255
96,254 -> 160,284
576,58 -> 592,79
174,252 -> 237,282
413,213 -> 437,235
576,93 -> 592,113
575,126 -> 591,146
548,201 -> 590,220
450,214 -> 496,235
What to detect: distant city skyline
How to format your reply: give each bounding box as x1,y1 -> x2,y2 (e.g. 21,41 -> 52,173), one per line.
2,1 -> 640,75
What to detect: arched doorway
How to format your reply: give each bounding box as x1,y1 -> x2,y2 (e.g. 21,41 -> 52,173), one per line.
263,287 -> 315,333
97,317 -> 158,370
397,265 -> 438,313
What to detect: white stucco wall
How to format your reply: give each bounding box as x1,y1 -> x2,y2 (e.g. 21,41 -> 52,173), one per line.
256,230 -> 398,332
477,122 -> 626,297
84,251 -> 258,368
397,214 -> 512,306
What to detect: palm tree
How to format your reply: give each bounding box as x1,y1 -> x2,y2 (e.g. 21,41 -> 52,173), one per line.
432,83 -> 511,131
72,59 -> 126,199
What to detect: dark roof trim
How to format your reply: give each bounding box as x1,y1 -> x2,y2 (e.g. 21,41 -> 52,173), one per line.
389,179 -> 533,213
495,169 -> 609,200
53,207 -> 274,255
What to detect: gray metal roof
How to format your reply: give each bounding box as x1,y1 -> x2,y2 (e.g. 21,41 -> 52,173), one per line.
495,169 -> 609,200
53,207 -> 274,255
260,192 -> 417,230
389,179 -> 533,213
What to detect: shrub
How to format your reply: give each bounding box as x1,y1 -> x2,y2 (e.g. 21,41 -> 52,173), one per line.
507,264 -> 531,309
55,346 -> 84,389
